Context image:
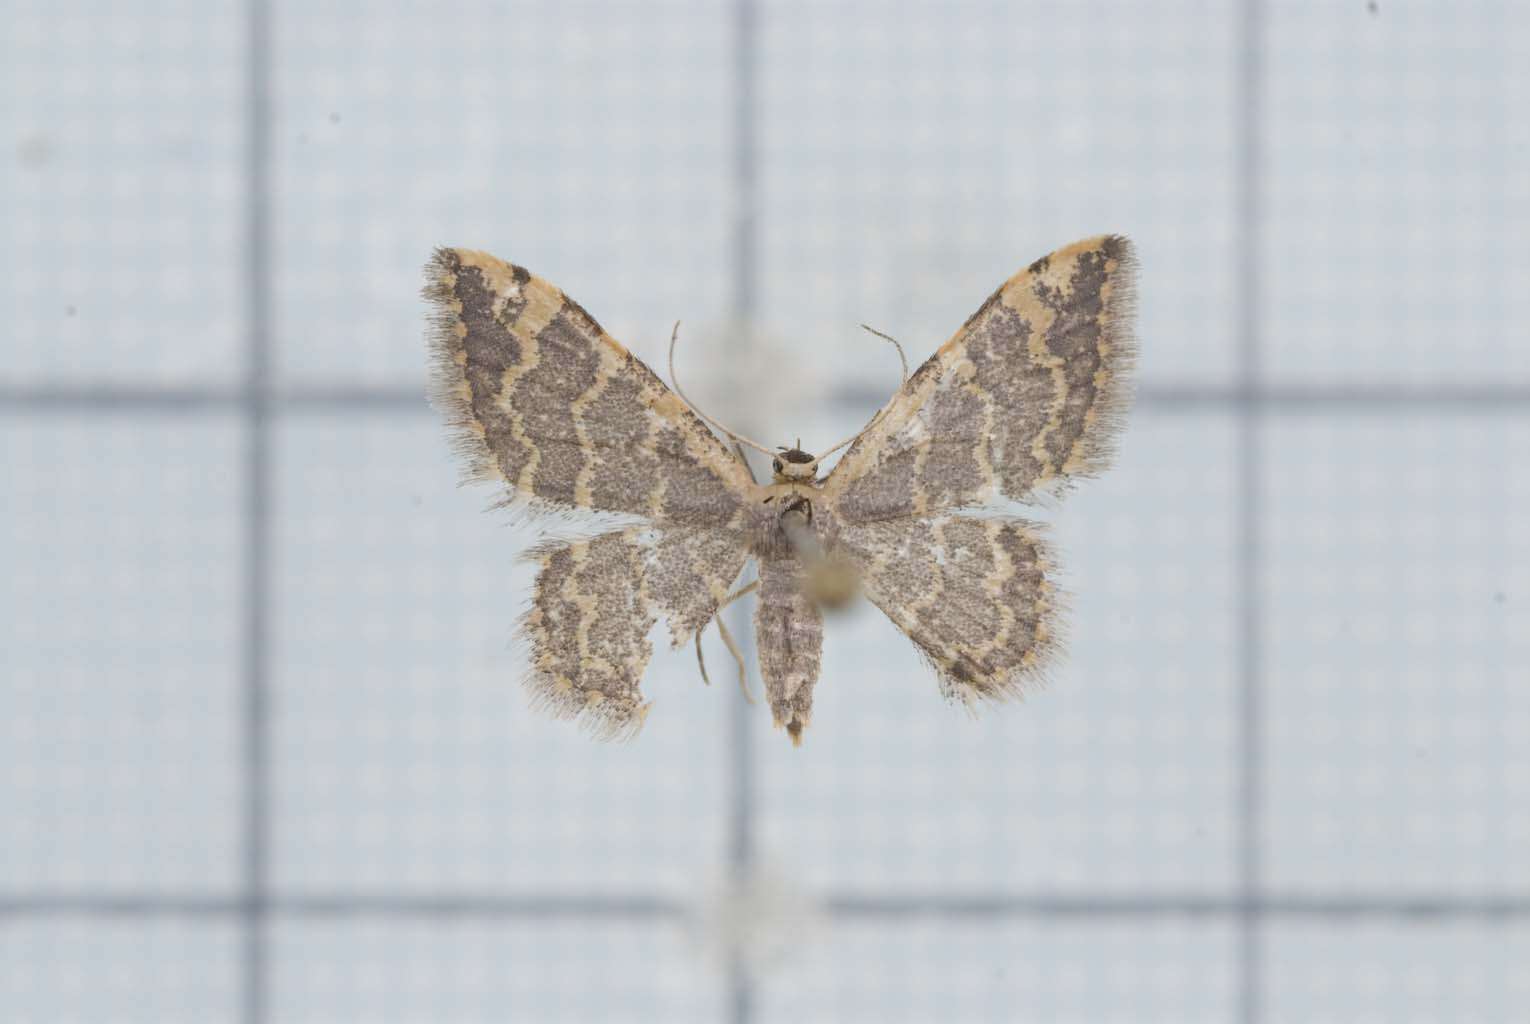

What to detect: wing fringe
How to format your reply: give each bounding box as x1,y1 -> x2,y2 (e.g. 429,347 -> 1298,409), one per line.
422,247 -> 505,489
1061,233 -> 1139,485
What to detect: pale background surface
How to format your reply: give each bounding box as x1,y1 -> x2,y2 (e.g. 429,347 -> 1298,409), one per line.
3,1 -> 1528,1022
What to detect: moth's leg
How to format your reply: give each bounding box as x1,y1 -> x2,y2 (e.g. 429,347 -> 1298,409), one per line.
716,579 -> 759,611
694,580 -> 760,700
713,612 -> 755,704
695,632 -> 714,687
693,619 -> 751,701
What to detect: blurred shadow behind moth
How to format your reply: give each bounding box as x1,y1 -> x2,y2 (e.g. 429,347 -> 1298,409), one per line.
422,236 -> 1137,746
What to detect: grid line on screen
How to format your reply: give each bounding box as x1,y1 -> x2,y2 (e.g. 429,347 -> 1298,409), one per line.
240,0 -> 274,1021
1235,0 -> 1266,1020
727,2 -> 761,1022
5,892 -> 1529,922
8,383 -> 1530,418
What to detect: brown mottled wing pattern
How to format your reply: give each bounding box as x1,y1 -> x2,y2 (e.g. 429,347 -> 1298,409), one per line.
823,235 -> 1137,521
522,526 -> 752,736
522,529 -> 658,737
424,248 -> 756,529
835,515 -> 1058,703
819,235 -> 1134,707
648,526 -> 750,646
426,249 -> 758,735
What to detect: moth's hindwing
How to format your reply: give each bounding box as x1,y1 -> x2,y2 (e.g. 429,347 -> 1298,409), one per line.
837,515 -> 1060,703
825,235 -> 1137,522
523,527 -> 752,738
522,529 -> 658,739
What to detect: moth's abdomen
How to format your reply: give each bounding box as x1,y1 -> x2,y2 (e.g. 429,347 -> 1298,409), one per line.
753,554 -> 824,746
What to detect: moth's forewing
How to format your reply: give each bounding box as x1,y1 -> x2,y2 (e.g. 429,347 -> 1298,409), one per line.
824,235 -> 1137,521
424,247 -> 757,524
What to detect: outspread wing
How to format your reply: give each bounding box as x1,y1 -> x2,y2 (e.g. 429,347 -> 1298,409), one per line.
523,529 -> 658,737
425,248 -> 756,528
823,235 -> 1137,523
835,514 -> 1059,703
523,527 -> 750,737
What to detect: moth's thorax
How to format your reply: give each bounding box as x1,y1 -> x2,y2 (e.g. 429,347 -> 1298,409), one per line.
757,480 -> 823,503
748,486 -> 858,609
770,447 -> 820,484
752,484 -> 819,557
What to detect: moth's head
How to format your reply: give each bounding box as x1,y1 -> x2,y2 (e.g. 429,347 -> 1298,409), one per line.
771,445 -> 819,483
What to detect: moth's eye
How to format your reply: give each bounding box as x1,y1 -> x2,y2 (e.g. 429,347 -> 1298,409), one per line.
772,459 -> 783,473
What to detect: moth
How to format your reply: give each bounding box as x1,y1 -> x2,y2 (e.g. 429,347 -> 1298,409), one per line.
424,236 -> 1136,745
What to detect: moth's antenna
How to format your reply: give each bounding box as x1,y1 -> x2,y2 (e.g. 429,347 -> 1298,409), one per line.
668,321 -> 776,458
812,324 -> 910,462
858,323 -> 909,385
815,407 -> 888,462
